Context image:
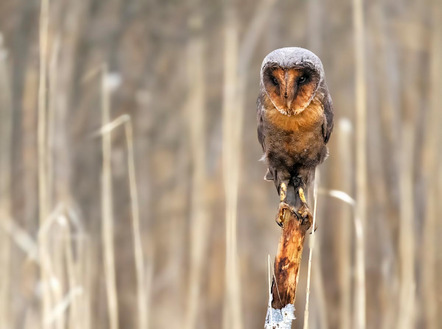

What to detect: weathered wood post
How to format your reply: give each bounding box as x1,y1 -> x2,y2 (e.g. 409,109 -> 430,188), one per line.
265,189 -> 311,328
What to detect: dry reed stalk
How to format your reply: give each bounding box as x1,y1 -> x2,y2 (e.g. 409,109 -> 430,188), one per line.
38,0 -> 49,223
438,161 -> 442,328
303,172 -> 329,329
62,209 -> 87,329
223,1 -> 277,327
51,221 -> 66,329
47,35 -> 60,213
37,0 -> 52,327
397,124 -> 416,329
421,3 -> 441,329
65,217 -> 91,329
125,121 -> 148,329
0,33 -> 12,329
352,0 -> 367,327
1,218 -> 38,263
372,5 -> 399,329
336,119 -> 353,329
47,36 -> 63,329
97,114 -> 148,329
100,63 -> 119,329
81,236 -> 92,329
51,0 -> 85,204
38,206 -> 75,329
39,208 -> 84,329
222,4 -> 243,329
397,12 -> 423,329
185,11 -> 209,329
238,0 -> 277,72
307,0 -> 321,53
303,173 -> 319,329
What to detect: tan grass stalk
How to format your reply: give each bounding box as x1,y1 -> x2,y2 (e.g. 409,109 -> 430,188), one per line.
38,203 -> 76,328
397,125 -> 416,329
70,229 -> 91,329
238,0 -> 277,72
421,2 -> 441,328
47,35 -> 60,213
37,205 -> 72,329
307,0 -> 321,53
125,121 -> 148,329
47,36 -> 63,329
51,221 -> 65,329
63,209 -> 88,329
97,114 -> 148,329
39,208 -> 84,328
336,119 -> 353,329
185,11 -> 209,329
222,5 -> 243,329
396,8 -> 424,328
0,33 -> 12,329
223,1 -> 277,327
303,171 -> 319,329
352,0 -> 367,327
37,0 -> 51,327
100,63 -> 119,329
38,0 -> 49,225
1,218 -> 38,262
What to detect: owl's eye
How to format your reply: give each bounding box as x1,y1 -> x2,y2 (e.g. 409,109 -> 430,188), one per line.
298,75 -> 307,84
271,76 -> 279,86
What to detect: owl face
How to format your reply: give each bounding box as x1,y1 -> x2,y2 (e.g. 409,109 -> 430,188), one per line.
260,47 -> 325,116
262,64 -> 321,116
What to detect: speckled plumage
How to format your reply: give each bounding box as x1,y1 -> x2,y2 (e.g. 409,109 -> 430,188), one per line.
257,47 -> 334,210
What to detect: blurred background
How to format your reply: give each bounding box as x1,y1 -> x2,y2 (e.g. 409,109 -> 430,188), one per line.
0,0 -> 441,328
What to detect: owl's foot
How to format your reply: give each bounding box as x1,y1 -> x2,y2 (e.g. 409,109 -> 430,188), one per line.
275,202 -> 294,227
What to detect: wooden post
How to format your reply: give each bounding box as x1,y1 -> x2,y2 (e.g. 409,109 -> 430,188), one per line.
265,195 -> 311,328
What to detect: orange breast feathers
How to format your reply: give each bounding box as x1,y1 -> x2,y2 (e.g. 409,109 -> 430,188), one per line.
264,95 -> 325,133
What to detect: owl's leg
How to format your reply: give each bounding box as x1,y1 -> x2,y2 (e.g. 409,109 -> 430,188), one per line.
274,171 -> 296,227
291,168 -> 315,228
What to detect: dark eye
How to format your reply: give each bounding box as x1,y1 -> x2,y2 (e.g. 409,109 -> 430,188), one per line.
271,76 -> 279,85
298,76 -> 307,84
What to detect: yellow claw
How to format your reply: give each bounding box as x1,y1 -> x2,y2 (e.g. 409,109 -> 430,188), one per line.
298,187 -> 307,203
280,182 -> 287,202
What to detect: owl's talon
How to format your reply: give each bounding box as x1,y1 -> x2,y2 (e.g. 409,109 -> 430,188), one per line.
275,202 -> 292,227
275,216 -> 283,227
310,223 -> 318,234
296,203 -> 313,229
279,182 -> 288,203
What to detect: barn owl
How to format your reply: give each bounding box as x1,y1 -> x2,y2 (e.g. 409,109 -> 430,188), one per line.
257,47 -> 334,226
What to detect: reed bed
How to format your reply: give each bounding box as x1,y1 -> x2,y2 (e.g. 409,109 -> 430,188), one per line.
0,0 -> 441,328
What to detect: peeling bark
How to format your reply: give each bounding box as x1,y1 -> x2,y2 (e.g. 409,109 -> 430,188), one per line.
265,203 -> 311,327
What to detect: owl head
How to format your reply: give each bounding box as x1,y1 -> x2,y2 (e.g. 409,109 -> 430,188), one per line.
260,47 -> 325,116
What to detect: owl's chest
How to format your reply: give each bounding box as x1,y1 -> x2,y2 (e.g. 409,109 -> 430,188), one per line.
264,101 -> 325,165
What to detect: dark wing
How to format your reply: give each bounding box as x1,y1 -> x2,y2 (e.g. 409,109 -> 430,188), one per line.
322,92 -> 334,144
257,94 -> 266,152
257,94 -> 274,181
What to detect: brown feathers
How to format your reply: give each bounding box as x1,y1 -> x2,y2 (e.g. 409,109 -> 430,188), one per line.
256,47 -> 334,209
263,94 -> 324,133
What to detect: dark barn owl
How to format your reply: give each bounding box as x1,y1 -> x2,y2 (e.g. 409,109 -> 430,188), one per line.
257,47 -> 334,225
